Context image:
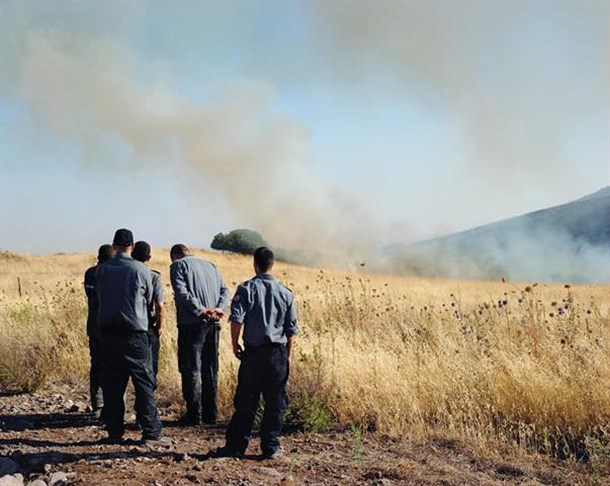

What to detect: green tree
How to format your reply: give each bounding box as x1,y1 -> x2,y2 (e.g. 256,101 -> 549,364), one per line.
210,229 -> 268,255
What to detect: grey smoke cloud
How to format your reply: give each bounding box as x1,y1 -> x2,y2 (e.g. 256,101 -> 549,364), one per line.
1,1 -> 608,280
307,1 -> 609,200
1,22 -> 383,264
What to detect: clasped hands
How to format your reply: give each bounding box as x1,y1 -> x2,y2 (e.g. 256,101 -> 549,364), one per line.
200,307 -> 225,321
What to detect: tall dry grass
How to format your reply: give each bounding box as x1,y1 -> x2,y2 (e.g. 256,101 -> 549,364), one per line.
1,249 -> 608,460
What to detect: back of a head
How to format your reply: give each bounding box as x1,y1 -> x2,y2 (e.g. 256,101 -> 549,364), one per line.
113,228 -> 134,247
132,241 -> 151,263
97,244 -> 114,264
254,246 -> 274,273
170,244 -> 189,261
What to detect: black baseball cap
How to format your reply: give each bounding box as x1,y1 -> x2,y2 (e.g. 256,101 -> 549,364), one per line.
132,241 -> 151,262
113,228 -> 134,246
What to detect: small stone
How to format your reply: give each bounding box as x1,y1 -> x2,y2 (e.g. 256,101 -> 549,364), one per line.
0,458 -> 19,476
0,473 -> 24,486
62,400 -> 74,411
280,477 -> 295,486
43,465 -> 52,473
48,472 -> 69,486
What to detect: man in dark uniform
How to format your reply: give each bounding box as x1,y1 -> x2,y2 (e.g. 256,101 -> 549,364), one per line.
83,244 -> 115,418
216,247 -> 298,460
132,241 -> 164,378
170,244 -> 229,426
96,229 -> 167,446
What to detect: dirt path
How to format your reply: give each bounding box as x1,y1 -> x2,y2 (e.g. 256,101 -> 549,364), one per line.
0,385 -> 602,485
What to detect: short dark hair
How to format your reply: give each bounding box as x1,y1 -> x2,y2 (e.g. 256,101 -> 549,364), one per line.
97,244 -> 114,264
113,228 -> 134,247
254,246 -> 274,272
170,244 -> 189,259
132,241 -> 151,262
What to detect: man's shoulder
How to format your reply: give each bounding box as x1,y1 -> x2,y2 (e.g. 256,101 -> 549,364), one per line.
151,269 -> 162,276
275,281 -> 294,298
85,265 -> 97,277
118,257 -> 150,276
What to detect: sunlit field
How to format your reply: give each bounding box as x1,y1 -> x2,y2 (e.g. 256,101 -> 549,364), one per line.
1,249 -> 608,462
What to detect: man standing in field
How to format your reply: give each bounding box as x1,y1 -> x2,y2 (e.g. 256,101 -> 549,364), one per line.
216,247 -> 298,460
83,244 -> 114,418
96,229 -> 167,446
132,241 -> 164,378
170,244 -> 229,426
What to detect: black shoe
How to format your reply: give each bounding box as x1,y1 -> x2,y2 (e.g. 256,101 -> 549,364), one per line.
260,449 -> 282,460
212,445 -> 244,458
178,414 -> 202,426
99,436 -> 124,445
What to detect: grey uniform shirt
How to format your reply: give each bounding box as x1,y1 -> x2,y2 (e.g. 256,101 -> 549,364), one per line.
95,253 -> 153,332
229,273 -> 298,347
170,255 -> 229,326
148,269 -> 164,329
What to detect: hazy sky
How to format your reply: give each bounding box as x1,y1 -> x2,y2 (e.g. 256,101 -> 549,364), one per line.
1,0 -> 608,256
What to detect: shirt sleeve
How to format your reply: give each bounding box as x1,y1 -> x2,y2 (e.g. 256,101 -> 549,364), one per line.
217,271 -> 230,311
84,268 -> 96,301
170,261 -> 205,315
284,293 -> 298,337
152,273 -> 165,304
143,267 -> 153,306
229,285 -> 248,324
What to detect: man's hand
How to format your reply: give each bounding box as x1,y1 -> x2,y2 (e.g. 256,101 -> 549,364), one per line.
233,342 -> 243,360
201,308 -> 225,321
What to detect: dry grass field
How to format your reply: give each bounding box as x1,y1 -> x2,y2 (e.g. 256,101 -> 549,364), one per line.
1,248 -> 609,469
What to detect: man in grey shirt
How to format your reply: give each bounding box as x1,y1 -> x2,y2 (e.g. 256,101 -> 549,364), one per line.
216,247 -> 298,460
96,229 -> 166,446
170,244 -> 229,425
132,241 -> 164,378
83,244 -> 114,418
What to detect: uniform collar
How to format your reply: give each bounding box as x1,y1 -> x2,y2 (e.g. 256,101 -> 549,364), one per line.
257,273 -> 275,280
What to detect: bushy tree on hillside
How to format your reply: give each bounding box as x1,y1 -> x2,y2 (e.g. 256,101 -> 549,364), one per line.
211,229 -> 268,255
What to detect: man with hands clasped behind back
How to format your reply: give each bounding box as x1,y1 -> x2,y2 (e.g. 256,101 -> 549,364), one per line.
170,244 -> 229,426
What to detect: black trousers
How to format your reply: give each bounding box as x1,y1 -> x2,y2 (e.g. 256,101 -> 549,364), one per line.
177,324 -> 219,424
225,344 -> 289,455
148,328 -> 160,379
88,334 -> 104,411
100,329 -> 162,439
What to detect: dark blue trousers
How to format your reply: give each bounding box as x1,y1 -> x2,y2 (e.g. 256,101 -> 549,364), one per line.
177,324 -> 219,424
88,334 -> 104,411
100,329 -> 162,440
225,344 -> 289,455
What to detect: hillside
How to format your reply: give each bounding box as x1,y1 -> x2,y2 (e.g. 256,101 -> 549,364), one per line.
389,187 -> 610,283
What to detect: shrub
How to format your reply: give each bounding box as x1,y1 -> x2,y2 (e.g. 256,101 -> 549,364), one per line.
211,229 -> 268,255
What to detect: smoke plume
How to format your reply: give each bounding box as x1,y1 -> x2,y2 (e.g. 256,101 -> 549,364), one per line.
1,1 -> 608,280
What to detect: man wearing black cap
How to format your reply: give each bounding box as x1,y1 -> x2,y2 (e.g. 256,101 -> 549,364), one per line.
96,229 -> 167,446
83,244 -> 115,418
170,244 -> 229,426
132,241 -> 164,378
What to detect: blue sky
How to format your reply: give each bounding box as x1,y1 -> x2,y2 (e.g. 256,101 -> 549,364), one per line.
1,0 -> 608,256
